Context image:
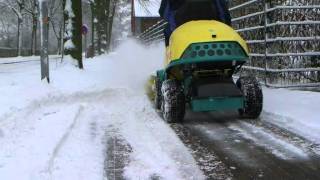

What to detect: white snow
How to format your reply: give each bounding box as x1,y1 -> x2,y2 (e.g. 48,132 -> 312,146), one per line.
64,0 -> 75,50
228,122 -> 309,160
134,0 -> 160,17
263,88 -> 320,144
64,39 -> 75,49
0,55 -> 61,64
64,0 -> 75,17
0,39 -> 203,180
1,37 -> 320,179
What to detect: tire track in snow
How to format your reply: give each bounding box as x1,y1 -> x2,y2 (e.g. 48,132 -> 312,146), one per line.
1,89 -> 204,180
104,133 -> 132,180
0,88 -> 125,126
227,122 -> 309,160
45,105 -> 84,177
108,96 -> 205,180
0,89 -> 118,143
171,123 -> 233,180
246,116 -> 320,156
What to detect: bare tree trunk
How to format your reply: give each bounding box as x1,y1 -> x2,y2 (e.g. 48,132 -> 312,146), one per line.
17,17 -> 22,56
31,15 -> 38,55
60,25 -> 64,55
57,26 -> 62,54
30,0 -> 39,55
90,2 -> 95,56
106,3 -> 116,52
104,0 -> 110,52
95,0 -> 103,55
40,0 -> 50,82
97,26 -> 102,54
73,0 -> 83,68
31,21 -> 34,55
17,0 -> 25,56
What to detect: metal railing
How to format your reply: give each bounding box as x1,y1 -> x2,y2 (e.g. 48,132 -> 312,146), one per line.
138,0 -> 320,88
138,20 -> 167,44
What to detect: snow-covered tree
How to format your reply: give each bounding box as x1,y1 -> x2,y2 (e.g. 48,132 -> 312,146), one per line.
0,0 -> 119,58
0,0 -> 25,56
64,0 -> 83,68
111,0 -> 131,48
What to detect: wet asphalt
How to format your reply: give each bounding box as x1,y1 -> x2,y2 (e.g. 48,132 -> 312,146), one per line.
172,110 -> 320,180
104,94 -> 320,179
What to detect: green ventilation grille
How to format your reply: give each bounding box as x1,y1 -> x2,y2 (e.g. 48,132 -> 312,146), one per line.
181,42 -> 247,60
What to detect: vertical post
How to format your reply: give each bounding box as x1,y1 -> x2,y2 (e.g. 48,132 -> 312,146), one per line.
263,0 -> 268,87
40,0 -> 50,83
90,2 -> 95,57
17,18 -> 22,56
84,34 -> 87,58
131,0 -> 135,36
81,24 -> 89,58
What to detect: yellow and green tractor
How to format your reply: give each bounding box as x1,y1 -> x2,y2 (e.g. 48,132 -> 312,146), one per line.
151,20 -> 263,123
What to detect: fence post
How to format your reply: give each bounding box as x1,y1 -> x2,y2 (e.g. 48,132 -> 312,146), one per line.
40,0 -> 50,83
263,0 -> 269,86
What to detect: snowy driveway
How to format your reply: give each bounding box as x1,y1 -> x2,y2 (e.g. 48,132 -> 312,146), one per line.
0,89 -> 204,180
1,40 -> 320,180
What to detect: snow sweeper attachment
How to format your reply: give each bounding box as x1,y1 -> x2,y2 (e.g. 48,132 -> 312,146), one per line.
152,20 -> 263,123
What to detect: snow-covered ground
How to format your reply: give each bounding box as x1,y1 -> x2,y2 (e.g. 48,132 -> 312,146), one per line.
0,39 -> 319,180
0,40 -> 204,180
0,55 -> 61,64
263,88 -> 320,144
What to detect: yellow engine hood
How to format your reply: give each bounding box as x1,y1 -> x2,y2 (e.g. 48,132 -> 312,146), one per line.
166,20 -> 249,65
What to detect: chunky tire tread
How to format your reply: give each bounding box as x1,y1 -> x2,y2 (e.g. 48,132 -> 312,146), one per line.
161,79 -> 185,123
154,77 -> 162,110
237,76 -> 263,119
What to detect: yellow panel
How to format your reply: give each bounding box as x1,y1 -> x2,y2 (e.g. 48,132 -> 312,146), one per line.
166,20 -> 249,65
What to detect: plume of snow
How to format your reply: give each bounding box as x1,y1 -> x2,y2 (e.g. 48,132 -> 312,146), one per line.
98,39 -> 165,93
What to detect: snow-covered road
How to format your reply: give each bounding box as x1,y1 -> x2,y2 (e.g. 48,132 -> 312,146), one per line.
172,110 -> 320,179
0,40 -> 319,180
0,41 -> 205,180
0,88 -> 204,180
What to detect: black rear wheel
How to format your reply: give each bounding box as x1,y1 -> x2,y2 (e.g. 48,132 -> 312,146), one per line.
154,76 -> 162,110
161,79 -> 185,123
236,76 -> 263,119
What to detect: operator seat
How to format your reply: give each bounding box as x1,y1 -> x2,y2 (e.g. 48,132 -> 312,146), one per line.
175,0 -> 220,27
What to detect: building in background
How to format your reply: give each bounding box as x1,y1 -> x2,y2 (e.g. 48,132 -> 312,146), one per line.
131,0 -> 161,36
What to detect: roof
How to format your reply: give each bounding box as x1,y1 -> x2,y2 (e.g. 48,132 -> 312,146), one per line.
134,0 -> 161,17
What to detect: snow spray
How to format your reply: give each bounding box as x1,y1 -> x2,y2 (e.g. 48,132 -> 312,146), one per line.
103,39 -> 164,93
